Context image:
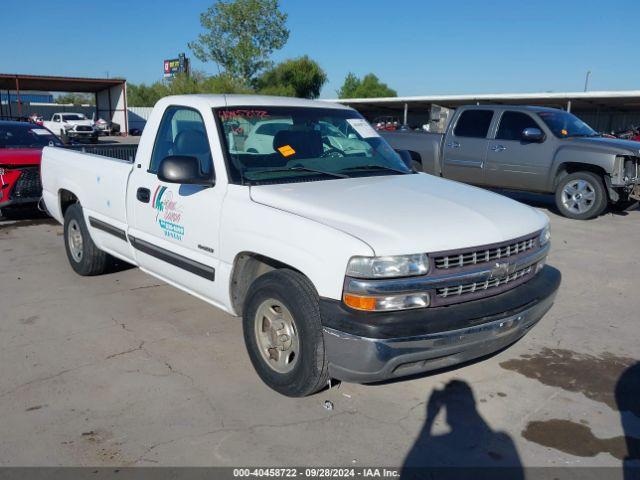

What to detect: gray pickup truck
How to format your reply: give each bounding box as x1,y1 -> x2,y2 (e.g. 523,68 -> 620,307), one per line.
383,105 -> 640,219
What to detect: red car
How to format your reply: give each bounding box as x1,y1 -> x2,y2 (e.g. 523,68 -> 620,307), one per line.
0,121 -> 62,217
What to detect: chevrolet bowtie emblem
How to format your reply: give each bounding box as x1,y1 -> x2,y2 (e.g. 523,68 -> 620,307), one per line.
490,262 -> 512,279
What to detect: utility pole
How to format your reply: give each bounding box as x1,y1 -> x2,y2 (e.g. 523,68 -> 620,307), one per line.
584,70 -> 591,92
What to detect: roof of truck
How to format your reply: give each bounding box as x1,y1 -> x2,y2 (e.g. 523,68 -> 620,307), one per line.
156,94 -> 352,110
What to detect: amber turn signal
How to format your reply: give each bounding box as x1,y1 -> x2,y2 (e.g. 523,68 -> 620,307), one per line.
343,293 -> 377,311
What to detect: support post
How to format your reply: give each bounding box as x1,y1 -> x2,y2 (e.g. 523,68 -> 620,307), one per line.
15,77 -> 22,116
403,103 -> 408,126
566,100 -> 572,112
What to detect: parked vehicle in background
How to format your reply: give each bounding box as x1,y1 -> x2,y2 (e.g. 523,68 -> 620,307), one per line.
383,105 -> 640,219
29,114 -> 44,126
43,112 -> 98,144
614,125 -> 640,142
244,118 -> 369,155
41,94 -> 560,397
0,121 -> 62,217
94,118 -> 121,136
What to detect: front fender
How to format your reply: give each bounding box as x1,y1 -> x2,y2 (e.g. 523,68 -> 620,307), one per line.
549,145 -> 617,190
220,187 -> 374,302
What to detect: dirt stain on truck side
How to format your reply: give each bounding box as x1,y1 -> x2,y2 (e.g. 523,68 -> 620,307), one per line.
499,347 -> 637,410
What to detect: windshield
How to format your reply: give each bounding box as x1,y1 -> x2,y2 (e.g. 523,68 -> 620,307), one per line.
62,114 -> 86,121
0,124 -> 62,148
215,106 -> 412,184
536,111 -> 597,138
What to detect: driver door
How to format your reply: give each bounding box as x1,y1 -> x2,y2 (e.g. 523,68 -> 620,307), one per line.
485,111 -> 554,191
126,106 -> 225,303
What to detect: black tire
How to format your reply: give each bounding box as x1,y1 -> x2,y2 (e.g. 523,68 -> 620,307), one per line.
63,203 -> 111,276
554,171 -> 607,220
242,269 -> 329,397
90,137 -> 99,144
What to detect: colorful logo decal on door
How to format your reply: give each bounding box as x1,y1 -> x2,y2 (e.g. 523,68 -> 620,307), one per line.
152,186 -> 184,241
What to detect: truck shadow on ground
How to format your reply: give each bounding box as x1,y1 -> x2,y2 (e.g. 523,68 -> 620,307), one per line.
400,380 -> 524,479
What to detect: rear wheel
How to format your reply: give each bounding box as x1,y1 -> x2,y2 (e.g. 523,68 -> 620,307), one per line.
242,269 -> 329,397
63,203 -> 111,275
554,171 -> 607,220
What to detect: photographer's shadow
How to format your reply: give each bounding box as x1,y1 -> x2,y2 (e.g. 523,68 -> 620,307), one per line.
402,380 -> 523,479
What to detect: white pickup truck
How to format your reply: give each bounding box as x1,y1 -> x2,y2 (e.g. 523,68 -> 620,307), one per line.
43,112 -> 98,144
41,95 -> 560,397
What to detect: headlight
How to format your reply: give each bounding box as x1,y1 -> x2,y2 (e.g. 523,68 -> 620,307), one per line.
539,225 -> 551,247
343,292 -> 430,311
346,253 -> 429,278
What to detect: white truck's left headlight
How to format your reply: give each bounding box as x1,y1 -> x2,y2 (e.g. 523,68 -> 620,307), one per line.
346,253 -> 429,279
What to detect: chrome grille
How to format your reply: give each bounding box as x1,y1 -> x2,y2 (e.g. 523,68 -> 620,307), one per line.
436,265 -> 533,299
434,236 -> 536,270
75,125 -> 93,132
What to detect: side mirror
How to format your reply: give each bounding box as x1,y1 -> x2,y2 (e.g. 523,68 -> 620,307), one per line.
157,155 -> 214,186
522,127 -> 545,142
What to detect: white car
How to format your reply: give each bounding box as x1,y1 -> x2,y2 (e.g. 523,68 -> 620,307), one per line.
41,95 -> 560,397
243,119 -> 369,155
43,112 -> 98,143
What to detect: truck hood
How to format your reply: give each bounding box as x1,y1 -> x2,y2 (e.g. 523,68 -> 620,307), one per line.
566,136 -> 640,155
0,148 -> 42,166
249,173 -> 547,255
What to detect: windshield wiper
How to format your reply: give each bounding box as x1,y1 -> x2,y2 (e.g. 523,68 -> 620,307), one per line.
339,164 -> 410,175
250,166 -> 349,179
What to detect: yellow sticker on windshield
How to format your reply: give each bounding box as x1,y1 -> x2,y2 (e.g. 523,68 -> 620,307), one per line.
561,129 -> 568,136
278,145 -> 296,157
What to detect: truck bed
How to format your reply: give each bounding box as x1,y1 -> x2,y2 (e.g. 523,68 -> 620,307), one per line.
41,146 -> 134,235
381,131 -> 443,175
67,144 -> 138,163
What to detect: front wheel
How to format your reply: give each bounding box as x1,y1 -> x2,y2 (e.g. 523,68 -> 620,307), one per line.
63,203 -> 111,275
242,270 -> 329,397
554,172 -> 607,220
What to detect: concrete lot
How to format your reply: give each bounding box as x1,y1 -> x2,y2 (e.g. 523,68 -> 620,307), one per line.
0,197 -> 638,470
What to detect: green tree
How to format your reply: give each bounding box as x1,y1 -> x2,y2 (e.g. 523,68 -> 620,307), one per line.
127,71 -> 254,107
55,93 -> 95,105
337,73 -> 397,98
257,56 -> 327,99
188,0 -> 289,85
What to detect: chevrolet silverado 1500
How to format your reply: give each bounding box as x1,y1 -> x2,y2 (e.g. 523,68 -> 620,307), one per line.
41,95 -> 560,396
383,105 -> 640,219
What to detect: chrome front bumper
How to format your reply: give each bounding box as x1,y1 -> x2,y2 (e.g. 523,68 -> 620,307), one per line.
323,276 -> 558,383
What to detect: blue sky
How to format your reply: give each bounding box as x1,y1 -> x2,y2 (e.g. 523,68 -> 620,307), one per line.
1,0 -> 639,98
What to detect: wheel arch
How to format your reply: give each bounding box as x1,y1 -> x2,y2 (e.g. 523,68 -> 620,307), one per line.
58,188 -> 79,217
229,251 -> 306,317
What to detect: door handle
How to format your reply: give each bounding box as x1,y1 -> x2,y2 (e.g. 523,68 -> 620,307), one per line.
491,144 -> 506,152
447,141 -> 461,148
137,187 -> 150,203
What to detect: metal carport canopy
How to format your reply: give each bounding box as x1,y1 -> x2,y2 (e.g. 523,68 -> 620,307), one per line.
0,73 -> 128,132
0,73 -> 124,92
331,90 -> 640,111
